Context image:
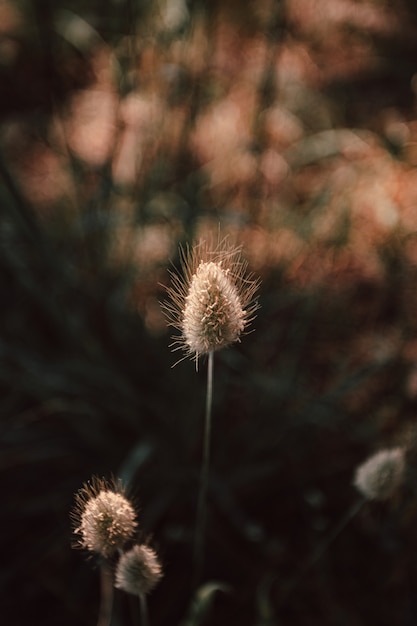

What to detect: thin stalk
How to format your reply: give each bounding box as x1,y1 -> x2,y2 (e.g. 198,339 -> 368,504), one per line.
193,350 -> 214,587
277,497 -> 365,606
139,593 -> 149,626
97,562 -> 114,626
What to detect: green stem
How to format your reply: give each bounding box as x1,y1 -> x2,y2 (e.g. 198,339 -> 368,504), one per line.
193,350 -> 214,588
139,593 -> 149,626
97,562 -> 114,626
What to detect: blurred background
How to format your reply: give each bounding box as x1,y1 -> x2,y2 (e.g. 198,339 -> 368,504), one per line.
3,0 -> 417,624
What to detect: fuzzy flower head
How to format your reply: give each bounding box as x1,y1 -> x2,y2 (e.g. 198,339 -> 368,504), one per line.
115,544 -> 163,596
71,477 -> 138,558
164,238 -> 259,365
353,447 -> 405,501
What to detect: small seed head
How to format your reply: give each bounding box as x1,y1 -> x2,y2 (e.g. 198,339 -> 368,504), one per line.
353,447 -> 405,501
115,544 -> 163,596
72,477 -> 137,558
163,238 -> 259,365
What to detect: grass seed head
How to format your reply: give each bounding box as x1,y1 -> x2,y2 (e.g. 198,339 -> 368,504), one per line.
163,238 -> 259,365
71,476 -> 137,558
115,544 -> 163,596
353,447 -> 405,501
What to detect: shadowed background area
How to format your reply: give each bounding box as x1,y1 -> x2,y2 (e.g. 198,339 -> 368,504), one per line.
3,0 -> 417,624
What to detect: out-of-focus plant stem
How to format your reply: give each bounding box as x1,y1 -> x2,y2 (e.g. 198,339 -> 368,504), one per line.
98,562 -> 114,626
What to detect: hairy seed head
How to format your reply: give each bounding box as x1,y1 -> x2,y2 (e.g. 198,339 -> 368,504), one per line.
353,447 -> 405,501
183,261 -> 245,354
115,544 -> 163,596
71,477 -> 137,558
163,239 -> 259,365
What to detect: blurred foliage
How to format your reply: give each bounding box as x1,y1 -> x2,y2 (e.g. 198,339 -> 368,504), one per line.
3,0 -> 417,624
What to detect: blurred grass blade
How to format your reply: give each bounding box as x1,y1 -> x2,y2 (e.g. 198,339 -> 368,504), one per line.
180,582 -> 231,626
